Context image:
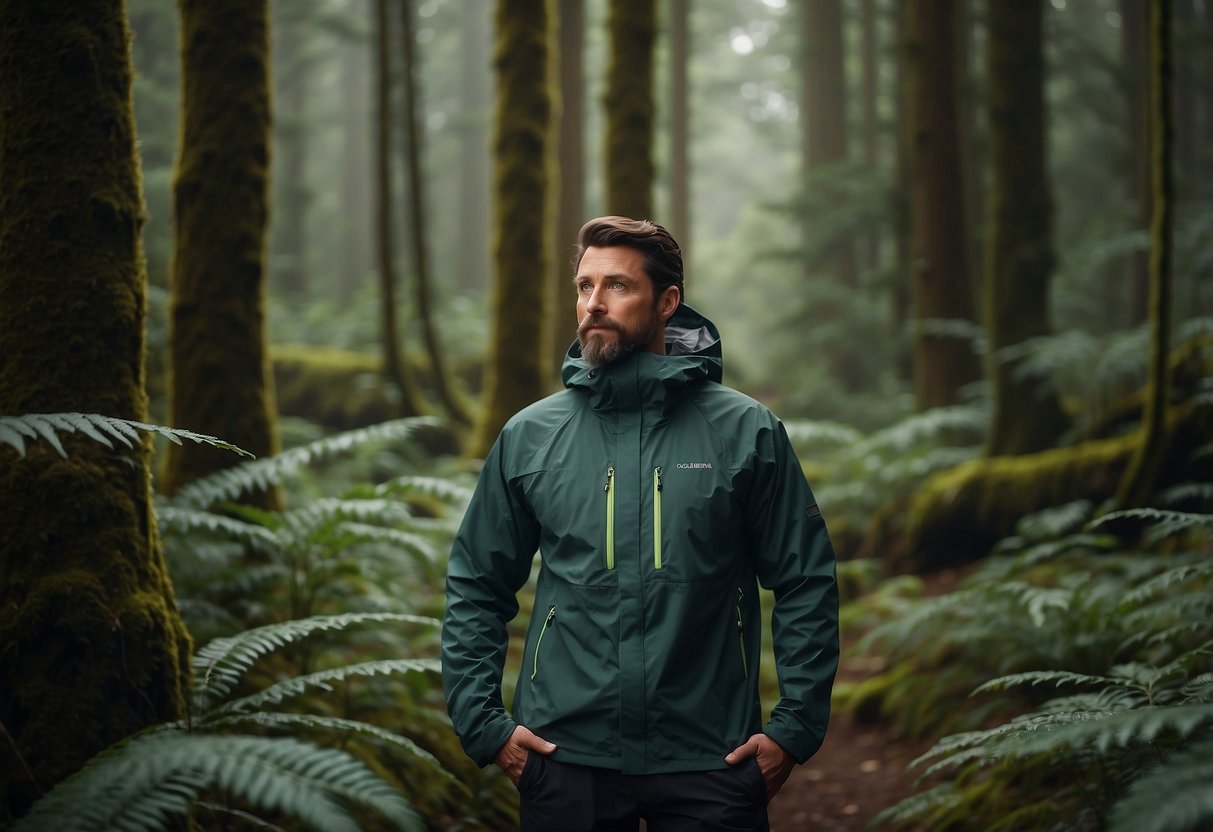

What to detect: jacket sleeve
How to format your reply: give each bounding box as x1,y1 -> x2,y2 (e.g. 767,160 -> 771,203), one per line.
441,431 -> 540,767
745,417 -> 840,764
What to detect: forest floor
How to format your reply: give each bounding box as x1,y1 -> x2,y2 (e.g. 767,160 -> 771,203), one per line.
765,569 -> 961,831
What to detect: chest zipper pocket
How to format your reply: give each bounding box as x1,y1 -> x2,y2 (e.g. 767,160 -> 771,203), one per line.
653,467 -> 663,569
604,467 -> 615,570
735,588 -> 748,679
531,606 -> 556,680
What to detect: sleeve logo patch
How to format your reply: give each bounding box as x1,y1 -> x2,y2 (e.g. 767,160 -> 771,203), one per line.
806,504 -> 820,518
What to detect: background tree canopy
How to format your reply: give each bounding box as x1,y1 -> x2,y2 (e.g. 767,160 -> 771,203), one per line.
1,0 -> 1210,829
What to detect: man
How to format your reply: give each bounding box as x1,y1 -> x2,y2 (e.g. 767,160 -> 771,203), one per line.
442,216 -> 839,831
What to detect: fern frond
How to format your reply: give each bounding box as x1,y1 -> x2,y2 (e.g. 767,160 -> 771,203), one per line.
1122,559 -> 1213,604
850,405 -> 986,457
193,613 -> 438,711
870,782 -> 959,828
1013,500 -> 1096,542
174,417 -> 442,508
973,670 -> 1125,696
202,712 -> 463,789
338,523 -> 441,563
1089,508 -> 1213,541
781,419 -> 864,450
1156,482 -> 1213,508
1005,702 -> 1213,757
370,475 -> 474,505
1109,736 -> 1213,832
157,506 -> 279,552
11,733 -> 420,832
195,803 -> 286,831
0,413 -> 252,459
212,658 -> 441,716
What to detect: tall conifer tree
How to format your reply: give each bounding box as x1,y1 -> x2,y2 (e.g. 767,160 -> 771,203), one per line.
162,0 -> 282,507
0,1 -> 190,815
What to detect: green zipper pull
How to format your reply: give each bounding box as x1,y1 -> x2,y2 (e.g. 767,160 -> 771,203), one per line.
653,467 -> 663,569
531,606 -> 556,680
736,589 -> 748,678
604,467 -> 615,570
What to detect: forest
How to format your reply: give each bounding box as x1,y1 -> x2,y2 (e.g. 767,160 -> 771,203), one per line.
0,0 -> 1210,829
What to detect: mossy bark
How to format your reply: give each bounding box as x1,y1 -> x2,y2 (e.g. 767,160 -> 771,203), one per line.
469,0 -> 552,458
401,0 -> 471,427
802,0 -> 856,286
604,0 -> 655,220
903,0 -> 983,410
983,0 -> 1069,455
161,0 -> 282,508
870,402 -> 1209,572
373,0 -> 426,420
1115,0 -> 1173,510
0,1 -> 191,816
549,0 -> 586,380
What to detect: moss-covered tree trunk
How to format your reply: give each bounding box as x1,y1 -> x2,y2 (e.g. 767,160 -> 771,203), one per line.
983,0 -> 1069,455
550,0 -> 585,378
669,0 -> 690,255
904,0 -> 983,410
0,1 -> 191,817
401,0 -> 470,426
458,0 -> 492,292
161,0 -> 283,507
470,0 -> 552,458
604,0 -> 654,219
802,0 -> 856,286
1115,0 -> 1173,509
373,0 -> 425,418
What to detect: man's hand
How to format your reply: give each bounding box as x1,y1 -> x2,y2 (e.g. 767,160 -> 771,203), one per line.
493,725 -> 557,786
725,733 -> 794,801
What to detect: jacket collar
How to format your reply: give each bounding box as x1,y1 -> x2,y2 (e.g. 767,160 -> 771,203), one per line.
561,303 -> 723,418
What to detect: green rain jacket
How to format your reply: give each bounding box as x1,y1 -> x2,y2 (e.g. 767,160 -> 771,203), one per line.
442,304 -> 839,774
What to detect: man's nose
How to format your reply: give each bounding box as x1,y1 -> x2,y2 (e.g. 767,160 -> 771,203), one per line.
586,285 -> 608,314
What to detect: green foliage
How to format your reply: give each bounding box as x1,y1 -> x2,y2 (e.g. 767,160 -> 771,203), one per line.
150,418 -> 515,830
172,417 -> 442,509
785,404 -> 986,542
13,613 -> 439,832
0,412 -> 252,459
864,508 -> 1213,831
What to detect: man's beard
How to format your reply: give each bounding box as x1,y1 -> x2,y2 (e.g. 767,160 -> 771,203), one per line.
578,308 -> 660,367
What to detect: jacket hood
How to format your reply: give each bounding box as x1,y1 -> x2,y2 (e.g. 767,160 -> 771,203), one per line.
561,303 -> 723,416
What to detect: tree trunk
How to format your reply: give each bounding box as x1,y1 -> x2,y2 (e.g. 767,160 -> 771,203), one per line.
904,0 -> 983,410
802,0 -> 856,286
1115,0 -> 1173,509
892,0 -> 913,382
983,0 -> 1069,456
340,0 -> 373,302
162,0 -> 283,508
550,0 -> 585,378
604,0 -> 655,219
457,0 -> 492,291
669,0 -> 690,256
400,0 -> 470,425
271,3 -> 310,299
372,0 -> 424,417
1121,0 -> 1151,326
469,0 -> 552,458
0,1 -> 190,815
860,0 -> 881,274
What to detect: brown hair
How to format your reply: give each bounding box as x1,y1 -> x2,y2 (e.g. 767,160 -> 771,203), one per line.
575,216 -> 685,301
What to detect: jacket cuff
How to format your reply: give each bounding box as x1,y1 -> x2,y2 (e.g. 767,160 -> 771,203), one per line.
763,720 -> 825,765
467,714 -> 518,769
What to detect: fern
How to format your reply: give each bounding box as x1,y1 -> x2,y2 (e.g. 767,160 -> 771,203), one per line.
174,416 -> 442,508
11,734 -> 421,832
193,612 -> 437,710
1109,736 -> 1213,832
0,412 -> 252,459
213,658 -> 441,716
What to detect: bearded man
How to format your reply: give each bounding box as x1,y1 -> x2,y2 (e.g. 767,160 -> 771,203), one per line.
442,216 -> 839,831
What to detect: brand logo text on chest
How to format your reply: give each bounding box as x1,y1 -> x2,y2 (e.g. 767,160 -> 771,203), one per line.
675,462 -> 713,469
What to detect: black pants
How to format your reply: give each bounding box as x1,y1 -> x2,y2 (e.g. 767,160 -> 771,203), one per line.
517,752 -> 771,832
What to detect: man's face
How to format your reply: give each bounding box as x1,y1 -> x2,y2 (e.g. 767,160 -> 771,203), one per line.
575,246 -> 672,366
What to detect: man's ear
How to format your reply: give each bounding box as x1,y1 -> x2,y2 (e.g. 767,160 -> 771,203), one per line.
658,285 -> 681,323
